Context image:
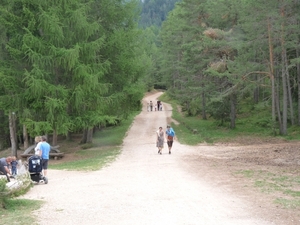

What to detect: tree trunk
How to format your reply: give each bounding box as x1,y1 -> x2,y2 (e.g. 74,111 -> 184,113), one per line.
283,51 -> 294,125
23,124 -> 29,150
280,6 -> 287,135
297,47 -> 300,126
9,112 -> 17,157
66,131 -> 72,141
81,129 -> 88,144
281,58 -> 288,135
201,90 -> 207,120
230,93 -> 236,129
268,18 -> 276,123
52,129 -> 58,146
275,69 -> 283,134
86,128 -> 93,143
0,110 -> 7,150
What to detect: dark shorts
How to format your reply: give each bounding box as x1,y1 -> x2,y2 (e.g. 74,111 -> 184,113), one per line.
167,140 -> 173,147
42,159 -> 49,169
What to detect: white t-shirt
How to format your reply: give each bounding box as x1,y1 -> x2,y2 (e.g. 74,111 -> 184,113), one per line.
35,142 -> 42,155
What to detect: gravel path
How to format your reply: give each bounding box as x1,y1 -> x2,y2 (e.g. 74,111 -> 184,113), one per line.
23,92 -> 273,225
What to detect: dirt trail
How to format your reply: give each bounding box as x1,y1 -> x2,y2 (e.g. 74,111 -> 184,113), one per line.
23,92 -> 291,225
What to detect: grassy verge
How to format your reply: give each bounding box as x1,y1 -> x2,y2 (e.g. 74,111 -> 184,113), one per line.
50,110 -> 139,171
1,110 -> 139,223
0,198 -> 42,225
159,93 -> 300,145
236,170 -> 300,208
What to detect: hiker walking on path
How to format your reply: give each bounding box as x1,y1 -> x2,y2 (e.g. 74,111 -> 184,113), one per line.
156,127 -> 165,155
166,125 -> 175,154
149,101 -> 153,111
147,102 -> 150,112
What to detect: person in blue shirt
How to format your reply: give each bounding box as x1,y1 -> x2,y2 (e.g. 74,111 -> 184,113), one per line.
10,156 -> 18,176
165,125 -> 175,154
40,136 -> 51,178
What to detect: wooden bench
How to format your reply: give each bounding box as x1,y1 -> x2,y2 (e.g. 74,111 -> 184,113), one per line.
20,152 -> 64,160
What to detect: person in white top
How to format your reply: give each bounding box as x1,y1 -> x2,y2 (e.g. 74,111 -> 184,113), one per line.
34,136 -> 42,156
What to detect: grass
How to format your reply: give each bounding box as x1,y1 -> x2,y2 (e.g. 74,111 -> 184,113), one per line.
237,170 -> 300,208
159,92 -> 300,145
0,110 -> 139,222
0,198 -> 42,225
50,146 -> 121,171
49,110 -> 139,171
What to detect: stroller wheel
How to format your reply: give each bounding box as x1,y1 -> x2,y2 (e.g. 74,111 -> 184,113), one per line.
43,177 -> 48,184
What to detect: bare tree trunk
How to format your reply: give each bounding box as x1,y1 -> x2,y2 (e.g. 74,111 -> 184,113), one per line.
296,48 -> 300,125
268,18 -> 276,123
0,110 -> 7,150
281,58 -> 288,135
81,129 -> 88,144
86,128 -> 93,143
201,90 -> 207,120
66,131 -> 72,141
52,129 -> 58,146
230,93 -> 236,129
280,5 -> 287,135
9,112 -> 17,157
284,52 -> 294,125
23,124 -> 29,150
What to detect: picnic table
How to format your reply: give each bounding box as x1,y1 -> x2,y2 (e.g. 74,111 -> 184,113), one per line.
21,145 -> 64,160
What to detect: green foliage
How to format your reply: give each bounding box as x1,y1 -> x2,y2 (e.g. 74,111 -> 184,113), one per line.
161,91 -> 300,145
51,146 -> 121,171
0,0 -> 148,144
157,0 -> 300,135
0,198 -> 42,224
50,110 -> 138,171
206,97 -> 231,126
139,0 -> 180,28
0,178 -> 8,208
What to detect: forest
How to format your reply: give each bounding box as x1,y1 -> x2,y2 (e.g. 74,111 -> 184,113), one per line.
1,0 -> 300,155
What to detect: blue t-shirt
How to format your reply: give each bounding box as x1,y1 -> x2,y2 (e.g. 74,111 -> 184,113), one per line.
11,160 -> 18,168
40,142 -> 51,159
166,128 -> 175,137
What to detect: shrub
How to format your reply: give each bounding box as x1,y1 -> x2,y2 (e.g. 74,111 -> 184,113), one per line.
0,178 -> 9,209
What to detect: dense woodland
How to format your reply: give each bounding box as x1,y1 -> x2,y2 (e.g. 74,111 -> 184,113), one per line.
145,0 -> 300,136
1,0 -> 300,155
139,0 -> 179,28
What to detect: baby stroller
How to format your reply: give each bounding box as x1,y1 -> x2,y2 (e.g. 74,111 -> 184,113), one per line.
28,155 -> 48,184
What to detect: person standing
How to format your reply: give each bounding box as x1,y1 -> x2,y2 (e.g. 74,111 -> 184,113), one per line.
0,156 -> 12,182
156,127 -> 164,154
10,156 -> 18,176
147,102 -> 150,112
39,136 -> 51,178
166,125 -> 176,154
34,136 -> 42,155
150,101 -> 153,111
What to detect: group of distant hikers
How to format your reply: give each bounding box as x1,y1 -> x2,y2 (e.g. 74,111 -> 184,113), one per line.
147,100 -> 163,111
